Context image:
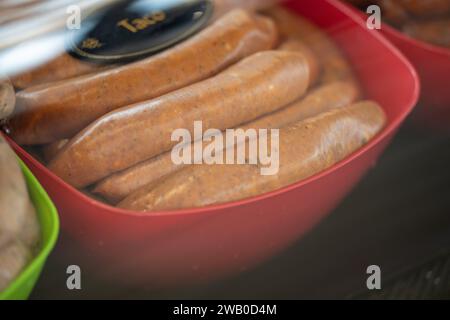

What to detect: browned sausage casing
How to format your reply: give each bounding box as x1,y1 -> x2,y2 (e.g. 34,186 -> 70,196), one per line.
118,101 -> 386,211
94,81 -> 359,203
8,9 -> 278,145
49,50 -> 312,188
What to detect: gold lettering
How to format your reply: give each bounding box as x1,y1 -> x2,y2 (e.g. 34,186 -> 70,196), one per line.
81,38 -> 103,49
117,11 -> 166,33
117,19 -> 138,33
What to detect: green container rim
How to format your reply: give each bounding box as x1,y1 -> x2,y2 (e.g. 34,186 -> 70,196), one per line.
0,158 -> 59,300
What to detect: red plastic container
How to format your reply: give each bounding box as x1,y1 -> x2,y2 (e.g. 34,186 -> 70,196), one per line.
4,0 -> 419,289
381,25 -> 450,132
342,2 -> 450,132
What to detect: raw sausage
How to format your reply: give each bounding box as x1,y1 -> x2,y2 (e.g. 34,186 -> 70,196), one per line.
279,39 -> 320,85
50,50 -> 312,188
49,50 -> 313,188
264,6 -> 356,84
11,52 -> 109,90
94,81 -> 359,203
118,101 -> 386,211
44,39 -> 312,168
7,9 -> 278,145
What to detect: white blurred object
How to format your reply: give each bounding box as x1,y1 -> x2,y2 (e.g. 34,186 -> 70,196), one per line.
0,0 -> 122,77
0,32 -> 66,77
0,0 -> 122,50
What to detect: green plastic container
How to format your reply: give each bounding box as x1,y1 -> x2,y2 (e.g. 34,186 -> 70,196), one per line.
0,159 -> 59,300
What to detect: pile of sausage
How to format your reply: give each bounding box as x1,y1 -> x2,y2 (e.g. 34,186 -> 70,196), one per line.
3,4 -> 387,211
347,0 -> 450,48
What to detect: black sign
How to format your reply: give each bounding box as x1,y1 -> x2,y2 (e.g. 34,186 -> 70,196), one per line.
67,0 -> 213,63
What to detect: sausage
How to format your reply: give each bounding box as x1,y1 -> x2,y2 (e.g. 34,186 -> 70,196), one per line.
33,31 -> 301,166
94,81 -> 359,203
93,152 -> 181,203
49,50 -> 313,188
397,0 -> 450,19
7,9 -> 278,145
402,19 -> 450,48
0,239 -> 31,292
118,101 -> 386,211
0,135 -> 40,250
279,39 -> 320,85
264,6 -> 356,84
11,52 -> 110,90
108,41 -> 330,201
0,77 -> 15,120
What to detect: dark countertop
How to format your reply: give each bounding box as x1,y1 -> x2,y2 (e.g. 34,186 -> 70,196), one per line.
30,120 -> 450,300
